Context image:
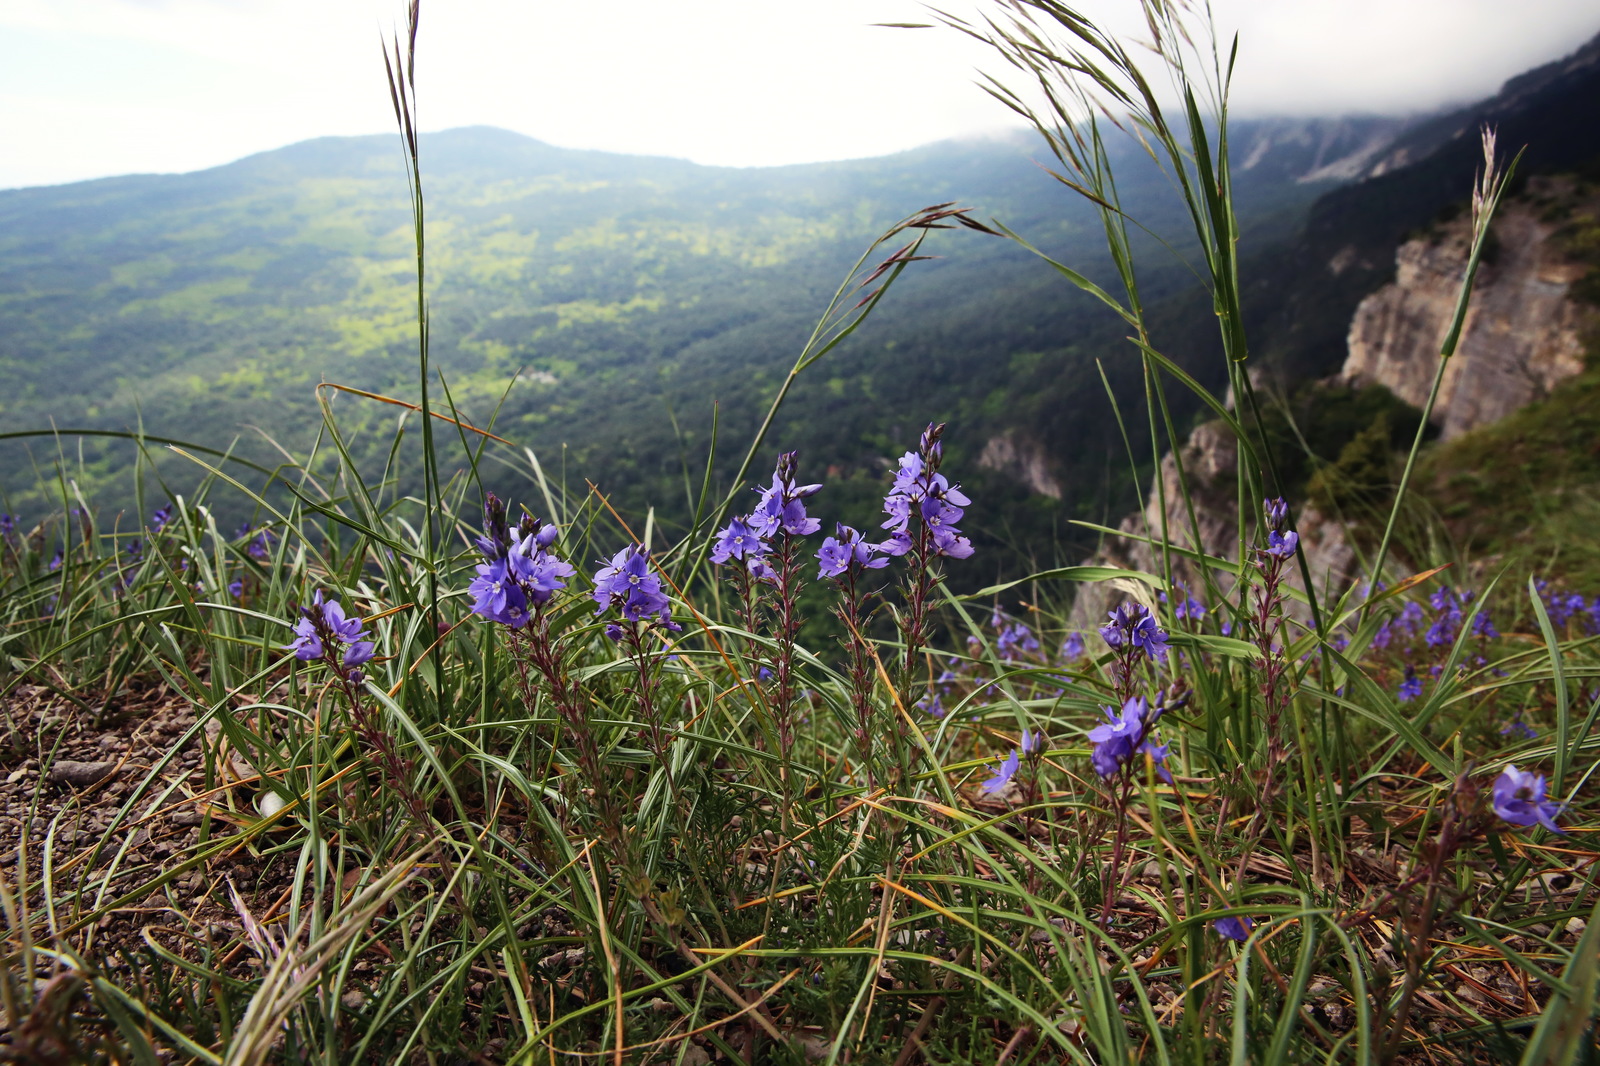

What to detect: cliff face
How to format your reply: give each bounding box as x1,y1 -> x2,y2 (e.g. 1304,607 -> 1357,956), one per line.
977,433 -> 1063,499
1342,188 -> 1590,439
1068,183 -> 1595,630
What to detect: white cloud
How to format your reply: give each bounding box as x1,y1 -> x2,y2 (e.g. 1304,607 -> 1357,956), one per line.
1,0 -> 1596,188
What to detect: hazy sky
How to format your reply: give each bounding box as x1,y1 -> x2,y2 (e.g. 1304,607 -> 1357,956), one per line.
3,0 -> 1598,190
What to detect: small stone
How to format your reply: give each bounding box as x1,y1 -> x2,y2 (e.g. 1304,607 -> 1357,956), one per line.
46,760 -> 117,787
341,989 -> 366,1010
5,769 -> 25,784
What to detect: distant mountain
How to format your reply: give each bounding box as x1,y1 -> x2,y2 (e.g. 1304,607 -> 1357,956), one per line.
0,113 -> 1389,550
1247,30 -> 1600,384
3,24 -> 1598,572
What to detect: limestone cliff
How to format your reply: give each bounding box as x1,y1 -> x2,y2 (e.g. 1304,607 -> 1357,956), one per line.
1067,182 -> 1595,629
977,433 -> 1063,499
1341,184 -> 1590,439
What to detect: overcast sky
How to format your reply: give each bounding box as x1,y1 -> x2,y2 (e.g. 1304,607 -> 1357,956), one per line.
3,0 -> 1598,190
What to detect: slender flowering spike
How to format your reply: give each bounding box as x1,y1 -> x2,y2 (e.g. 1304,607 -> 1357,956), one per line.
478,493 -> 511,560
1264,497 -> 1289,532
1265,530 -> 1298,558
979,749 -> 1019,796
1492,765 -> 1565,833
1213,916 -> 1253,943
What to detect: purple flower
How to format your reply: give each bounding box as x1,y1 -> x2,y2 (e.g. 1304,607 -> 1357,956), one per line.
1100,603 -> 1169,663
470,559 -> 531,627
287,617 -> 323,661
747,453 -> 821,538
712,516 -> 767,564
879,426 -> 975,560
507,528 -> 575,605
228,579 -> 244,600
1088,696 -> 1147,779
1492,765 -> 1565,834
877,530 -> 913,557
1060,631 -> 1085,660
343,641 -> 376,669
1138,737 -> 1173,783
916,693 -> 945,719
997,620 -> 1039,658
1266,530 -> 1298,558
286,593 -> 375,663
0,514 -> 12,536
1472,609 -> 1499,640
592,545 -> 673,624
1213,916 -> 1253,943
1020,728 -> 1041,754
746,555 -> 777,585
149,505 -> 174,534
930,526 -> 974,559
1397,668 -> 1422,703
320,599 -> 366,643
1263,497 -> 1288,532
817,524 -> 889,579
979,749 -> 1020,796
49,550 -> 62,572
1162,583 -> 1206,621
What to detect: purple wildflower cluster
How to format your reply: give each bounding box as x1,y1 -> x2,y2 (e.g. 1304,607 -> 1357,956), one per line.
592,545 -> 677,634
467,496 -> 575,629
817,524 -> 890,580
1088,695 -> 1172,782
711,451 -> 822,581
286,590 -> 376,680
992,608 -> 1040,660
1536,580 -> 1600,635
1099,601 -> 1170,707
879,427 -> 974,561
1161,582 -> 1206,622
1099,602 -> 1170,663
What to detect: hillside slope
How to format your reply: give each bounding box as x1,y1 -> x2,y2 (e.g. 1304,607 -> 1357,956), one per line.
0,119 -> 1400,548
